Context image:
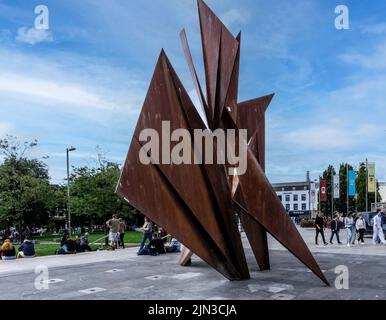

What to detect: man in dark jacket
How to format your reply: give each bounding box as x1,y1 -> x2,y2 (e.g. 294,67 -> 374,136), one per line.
56,235 -> 77,255
149,233 -> 166,255
330,214 -> 343,245
315,212 -> 328,246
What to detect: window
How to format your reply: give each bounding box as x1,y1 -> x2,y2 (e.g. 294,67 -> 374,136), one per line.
278,195 -> 282,201
285,195 -> 290,202
294,204 -> 299,211
302,194 -> 307,201
302,203 -> 307,211
286,204 -> 290,211
293,194 -> 298,202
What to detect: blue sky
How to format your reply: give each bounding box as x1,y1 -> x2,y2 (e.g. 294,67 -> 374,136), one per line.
0,0 -> 385,184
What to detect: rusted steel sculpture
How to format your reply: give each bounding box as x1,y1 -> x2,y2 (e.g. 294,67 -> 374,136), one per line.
117,0 -> 329,286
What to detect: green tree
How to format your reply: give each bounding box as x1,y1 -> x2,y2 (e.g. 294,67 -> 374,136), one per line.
333,163 -> 355,214
0,136 -> 58,229
69,162 -> 136,226
320,165 -> 336,217
356,162 -> 382,212
356,163 -> 367,212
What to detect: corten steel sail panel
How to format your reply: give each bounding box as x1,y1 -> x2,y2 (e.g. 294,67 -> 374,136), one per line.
238,149 -> 329,286
117,138 -> 231,278
198,0 -> 222,125
165,54 -> 250,280
180,29 -> 210,126
198,0 -> 239,128
235,192 -> 271,271
220,30 -> 272,272
234,96 -> 274,272
224,32 -> 241,127
119,50 -> 249,280
221,110 -> 329,285
237,94 -> 274,171
117,0 -> 329,286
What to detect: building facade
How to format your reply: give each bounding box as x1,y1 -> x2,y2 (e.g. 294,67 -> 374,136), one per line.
273,181 -> 317,218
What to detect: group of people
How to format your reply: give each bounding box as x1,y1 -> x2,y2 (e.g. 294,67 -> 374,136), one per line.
137,217 -> 181,256
0,239 -> 36,260
55,232 -> 92,255
106,215 -> 127,249
315,209 -> 386,247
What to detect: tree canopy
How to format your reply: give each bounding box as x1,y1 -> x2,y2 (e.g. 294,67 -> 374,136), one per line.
0,136 -> 137,230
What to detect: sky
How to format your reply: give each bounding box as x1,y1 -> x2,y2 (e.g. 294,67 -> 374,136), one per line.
0,0 -> 385,185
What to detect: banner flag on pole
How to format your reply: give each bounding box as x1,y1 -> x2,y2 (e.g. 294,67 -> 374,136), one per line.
333,175 -> 340,199
320,179 -> 327,202
348,170 -> 356,197
368,163 -> 376,193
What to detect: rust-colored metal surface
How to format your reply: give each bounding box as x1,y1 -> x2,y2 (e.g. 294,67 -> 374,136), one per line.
117,0 -> 329,286
180,29 -> 210,125
179,246 -> 194,266
235,94 -> 274,271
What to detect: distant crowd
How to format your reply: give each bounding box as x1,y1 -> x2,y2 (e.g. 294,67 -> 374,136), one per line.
0,214 -> 181,261
313,209 -> 386,247
135,216 -> 181,256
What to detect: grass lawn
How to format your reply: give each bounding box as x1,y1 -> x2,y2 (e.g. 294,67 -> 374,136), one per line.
30,231 -> 143,244
23,231 -> 143,257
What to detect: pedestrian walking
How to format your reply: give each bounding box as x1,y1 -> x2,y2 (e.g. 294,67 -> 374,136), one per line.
344,213 -> 354,247
330,214 -> 342,245
315,212 -> 328,246
373,210 -> 386,245
351,213 -> 358,245
356,214 -> 366,245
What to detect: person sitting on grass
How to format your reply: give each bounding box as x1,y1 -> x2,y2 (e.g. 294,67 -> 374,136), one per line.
0,239 -> 17,260
56,235 -> 77,255
17,240 -> 36,258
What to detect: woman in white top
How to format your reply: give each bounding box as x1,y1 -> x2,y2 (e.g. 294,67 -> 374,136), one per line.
355,214 -> 366,245
344,213 -> 354,247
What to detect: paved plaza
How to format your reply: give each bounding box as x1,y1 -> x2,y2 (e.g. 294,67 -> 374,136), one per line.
0,228 -> 385,300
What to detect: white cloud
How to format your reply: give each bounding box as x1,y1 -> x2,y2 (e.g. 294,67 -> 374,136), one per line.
220,9 -> 247,27
16,26 -> 53,45
0,46 -> 147,117
339,42 -> 386,69
285,123 -> 378,150
0,72 -> 113,110
361,22 -> 386,35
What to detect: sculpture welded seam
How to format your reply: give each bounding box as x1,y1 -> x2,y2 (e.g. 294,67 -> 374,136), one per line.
117,0 -> 330,286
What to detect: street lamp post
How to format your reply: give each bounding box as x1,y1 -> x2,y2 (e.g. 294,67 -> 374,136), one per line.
66,147 -> 76,235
